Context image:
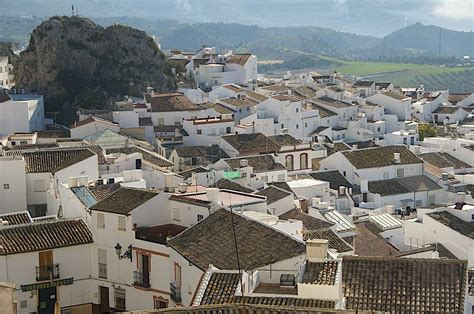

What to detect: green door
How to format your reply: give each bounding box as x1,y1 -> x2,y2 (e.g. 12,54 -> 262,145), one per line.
38,287 -> 57,314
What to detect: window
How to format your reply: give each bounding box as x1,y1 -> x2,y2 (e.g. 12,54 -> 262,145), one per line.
33,180 -> 46,192
343,171 -> 347,177
285,155 -> 294,171
3,184 -> 9,190
296,108 -> 299,113
97,213 -> 105,229
377,127 -> 381,132
11,141 -> 15,146
471,214 -> 474,221
197,129 -> 202,135
98,249 -> 107,279
114,287 -> 126,310
197,214 -> 204,222
246,107 -> 250,112
135,159 -> 142,170
296,124 -> 299,129
281,124 -> 285,129
300,153 -> 308,169
20,141 -> 27,145
239,108 -> 242,113
108,178 -> 115,184
305,122 -> 308,128
173,209 -> 180,221
396,168 -> 404,178
154,298 -> 167,309
226,127 -> 231,133
118,216 -> 126,231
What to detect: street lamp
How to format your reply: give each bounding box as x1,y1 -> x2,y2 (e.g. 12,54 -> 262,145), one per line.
115,243 -> 133,262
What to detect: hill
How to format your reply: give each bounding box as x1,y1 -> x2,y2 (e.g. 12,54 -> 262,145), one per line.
14,16 -> 176,123
383,23 -> 474,57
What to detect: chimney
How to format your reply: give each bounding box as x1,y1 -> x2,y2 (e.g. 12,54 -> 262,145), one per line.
352,144 -> 358,150
393,152 -> 401,164
206,188 -> 220,212
164,173 -> 175,192
239,159 -> 249,168
442,173 -> 449,183
300,199 -> 309,213
306,239 -> 328,262
455,192 -> 466,205
338,186 -> 345,196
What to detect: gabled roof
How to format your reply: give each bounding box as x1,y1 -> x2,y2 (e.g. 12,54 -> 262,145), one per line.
147,93 -> 202,112
168,208 -> 306,270
106,146 -> 174,168
222,133 -> 280,154
438,152 -> 471,169
309,170 -> 353,191
268,134 -> 301,146
88,183 -> 121,202
354,80 -> 374,87
255,186 -> 292,205
226,53 -> 251,66
179,166 -> 209,180
215,178 -> 254,194
89,187 -> 158,215
23,148 -> 96,173
0,219 -> 93,255
368,175 -> 441,196
302,261 -> 339,285
199,271 -> 335,309
314,96 -> 353,109
305,228 -> 353,253
382,90 -> 410,101
71,116 -> 118,129
219,97 -> 258,108
175,145 -> 229,159
83,129 -> 129,146
279,208 -> 333,231
341,145 -> 423,169
427,211 -> 474,239
223,155 -> 286,173
0,212 -> 32,225
433,105 -> 460,114
311,104 -> 338,118
325,142 -> 351,156
342,256 -> 467,313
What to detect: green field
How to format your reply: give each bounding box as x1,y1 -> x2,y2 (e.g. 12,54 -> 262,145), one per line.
319,56 -> 474,92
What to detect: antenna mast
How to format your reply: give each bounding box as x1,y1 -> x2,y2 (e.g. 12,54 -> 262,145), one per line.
72,5 -> 75,16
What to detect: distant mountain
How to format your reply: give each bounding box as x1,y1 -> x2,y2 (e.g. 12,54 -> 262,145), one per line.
383,23 -> 474,57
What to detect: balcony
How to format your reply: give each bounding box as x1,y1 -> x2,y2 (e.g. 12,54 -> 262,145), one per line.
36,264 -> 60,281
133,271 -> 150,289
170,282 -> 182,303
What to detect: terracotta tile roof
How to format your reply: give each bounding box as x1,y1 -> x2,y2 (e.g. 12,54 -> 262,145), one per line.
36,130 -> 71,138
175,145 -> 229,159
341,145 -> 423,169
222,133 -> 280,154
305,228 -> 353,253
368,179 -> 411,196
148,93 -> 202,112
269,182 -> 294,194
223,155 -> 286,173
245,91 -> 268,102
106,146 -> 173,168
396,175 -> 442,192
419,152 -> 459,169
438,152 -> 471,168
382,90 -> 410,101
268,134 -> 301,146
71,116 -> 118,129
23,148 -> 96,173
219,97 -> 258,108
255,186 -> 292,205
449,93 -> 470,104
0,93 -> 11,103
433,105 -> 460,114
226,53 -> 251,66
354,80 -> 374,87
88,183 -> 121,202
200,272 -> 335,309
5,143 -> 58,151
168,208 -> 306,270
135,224 -> 187,245
279,208 -> 333,231
260,85 -> 291,93
0,212 -> 32,225
345,222 -> 399,257
89,187 -> 158,215
215,178 -> 254,193
324,142 -> 351,156
314,96 -> 353,109
294,86 -> 318,99
311,104 -> 337,118
272,94 -> 301,102
179,166 -> 209,179
342,256 -> 467,313
222,84 -> 244,93
427,211 -> 474,239
0,219 -> 93,255
309,170 -> 353,191
302,261 -> 339,285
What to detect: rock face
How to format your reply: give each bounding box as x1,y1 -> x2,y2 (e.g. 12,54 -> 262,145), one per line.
14,16 -> 176,122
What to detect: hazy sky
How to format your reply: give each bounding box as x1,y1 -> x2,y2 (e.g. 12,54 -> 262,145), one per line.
1,0 -> 473,36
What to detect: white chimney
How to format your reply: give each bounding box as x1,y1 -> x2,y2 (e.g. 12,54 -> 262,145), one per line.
442,173 -> 449,183
177,183 -> 188,193
338,186 -> 345,196
164,173 -> 175,192
68,177 -> 79,188
352,144 -> 358,150
239,159 -> 249,168
306,239 -> 328,262
393,152 -> 401,164
360,179 -> 368,194
455,192 -> 466,204
78,176 -> 88,187
206,188 -> 219,204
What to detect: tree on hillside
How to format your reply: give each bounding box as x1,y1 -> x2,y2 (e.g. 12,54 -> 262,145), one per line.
418,124 -> 437,141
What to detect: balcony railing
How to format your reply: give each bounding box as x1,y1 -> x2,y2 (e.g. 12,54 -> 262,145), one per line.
170,282 -> 182,303
36,264 -> 60,281
133,271 -> 150,288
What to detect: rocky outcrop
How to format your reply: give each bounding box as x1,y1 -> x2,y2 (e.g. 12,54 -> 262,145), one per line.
14,16 -> 176,123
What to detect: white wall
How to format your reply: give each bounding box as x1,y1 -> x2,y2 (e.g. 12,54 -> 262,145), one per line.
0,158 -> 27,213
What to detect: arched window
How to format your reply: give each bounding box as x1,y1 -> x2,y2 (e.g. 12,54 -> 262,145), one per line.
300,153 -> 308,170
285,155 -> 294,171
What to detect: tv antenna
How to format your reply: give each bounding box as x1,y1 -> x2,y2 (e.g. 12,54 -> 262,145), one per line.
72,5 -> 75,16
